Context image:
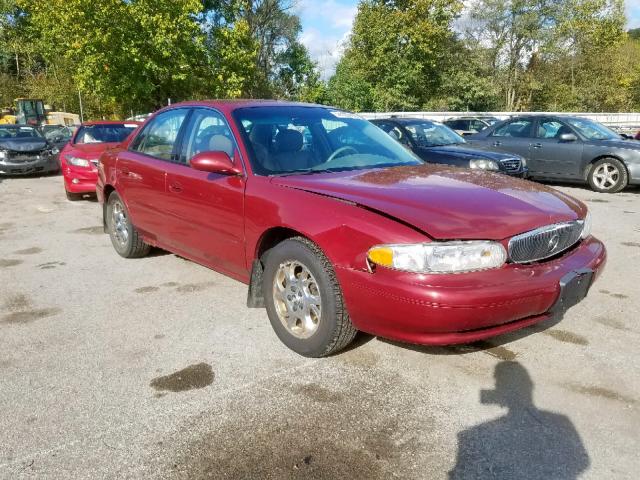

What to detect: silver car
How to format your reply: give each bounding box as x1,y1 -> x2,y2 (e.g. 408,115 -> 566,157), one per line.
467,115 -> 640,193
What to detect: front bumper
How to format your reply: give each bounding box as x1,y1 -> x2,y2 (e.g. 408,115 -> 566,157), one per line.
0,155 -> 59,176
335,236 -> 606,345
63,165 -> 99,193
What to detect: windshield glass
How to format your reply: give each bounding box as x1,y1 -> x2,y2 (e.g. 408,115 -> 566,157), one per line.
0,126 -> 42,139
565,118 -> 618,141
234,106 -> 422,175
403,121 -> 465,147
41,125 -> 73,142
75,124 -> 137,144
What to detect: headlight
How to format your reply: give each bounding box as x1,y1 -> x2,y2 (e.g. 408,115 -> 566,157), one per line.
0,150 -> 6,160
581,211 -> 592,239
469,159 -> 499,171
65,155 -> 90,167
367,241 -> 507,274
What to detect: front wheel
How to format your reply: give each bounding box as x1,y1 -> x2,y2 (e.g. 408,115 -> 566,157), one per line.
106,191 -> 150,258
263,237 -> 357,357
588,158 -> 628,193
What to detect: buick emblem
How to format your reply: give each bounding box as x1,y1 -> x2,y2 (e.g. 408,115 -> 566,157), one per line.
548,234 -> 560,252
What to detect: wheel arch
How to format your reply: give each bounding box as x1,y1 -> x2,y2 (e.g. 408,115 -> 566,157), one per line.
247,226 -> 314,308
583,154 -> 628,180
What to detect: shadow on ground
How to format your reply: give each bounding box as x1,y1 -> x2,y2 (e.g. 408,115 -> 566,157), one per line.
448,361 -> 589,479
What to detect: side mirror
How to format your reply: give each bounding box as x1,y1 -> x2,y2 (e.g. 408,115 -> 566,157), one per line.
190,151 -> 242,175
559,133 -> 577,142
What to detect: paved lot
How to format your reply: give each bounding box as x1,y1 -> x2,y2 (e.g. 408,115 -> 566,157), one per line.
0,174 -> 639,479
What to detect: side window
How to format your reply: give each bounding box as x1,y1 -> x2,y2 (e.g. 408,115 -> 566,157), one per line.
469,120 -> 485,132
492,119 -> 534,138
180,109 -> 237,165
130,109 -> 188,161
536,120 -> 566,139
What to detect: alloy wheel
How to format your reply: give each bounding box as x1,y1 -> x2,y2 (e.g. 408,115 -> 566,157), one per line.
272,260 -> 322,339
111,200 -> 129,245
592,163 -> 620,190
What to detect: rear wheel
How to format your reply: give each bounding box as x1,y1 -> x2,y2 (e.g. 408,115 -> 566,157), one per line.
263,237 -> 357,357
588,158 -> 628,193
106,191 -> 150,258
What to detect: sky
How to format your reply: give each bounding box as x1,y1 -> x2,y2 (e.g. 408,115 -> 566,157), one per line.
298,0 -> 640,80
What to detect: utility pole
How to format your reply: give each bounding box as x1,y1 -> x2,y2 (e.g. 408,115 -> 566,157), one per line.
78,90 -> 84,123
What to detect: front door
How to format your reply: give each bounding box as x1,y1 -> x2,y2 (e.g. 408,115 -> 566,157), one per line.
163,108 -> 247,278
486,118 -> 535,160
530,118 -> 584,178
118,108 -> 189,238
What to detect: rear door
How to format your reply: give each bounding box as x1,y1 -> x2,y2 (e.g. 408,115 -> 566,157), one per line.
486,118 -> 535,160
117,108 -> 189,239
163,107 -> 247,278
530,118 -> 584,178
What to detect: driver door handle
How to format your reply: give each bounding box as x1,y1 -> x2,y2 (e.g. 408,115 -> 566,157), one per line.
168,182 -> 183,193
533,143 -> 543,149
492,141 -> 502,147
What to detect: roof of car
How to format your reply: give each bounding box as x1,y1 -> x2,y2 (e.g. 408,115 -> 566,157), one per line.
0,124 -> 37,128
373,117 -> 436,125
80,120 -> 141,126
164,99 -> 328,114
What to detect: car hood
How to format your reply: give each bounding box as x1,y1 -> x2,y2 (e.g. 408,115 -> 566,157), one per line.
418,144 -> 517,160
272,165 -> 585,240
67,142 -> 119,158
0,137 -> 48,152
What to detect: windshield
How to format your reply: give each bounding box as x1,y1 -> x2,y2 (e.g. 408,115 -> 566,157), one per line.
75,124 -> 137,144
0,126 -> 42,139
565,118 -> 618,141
233,106 -> 422,175
403,121 -> 465,147
41,125 -> 73,142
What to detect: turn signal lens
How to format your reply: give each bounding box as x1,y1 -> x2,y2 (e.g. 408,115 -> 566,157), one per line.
368,241 -> 507,274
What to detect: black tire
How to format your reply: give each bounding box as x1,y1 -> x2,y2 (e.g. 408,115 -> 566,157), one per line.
106,191 -> 150,258
588,157 -> 628,193
65,190 -> 82,201
262,237 -> 357,357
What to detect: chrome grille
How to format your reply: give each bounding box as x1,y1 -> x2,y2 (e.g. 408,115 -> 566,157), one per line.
500,158 -> 522,172
509,221 -> 584,263
7,150 -> 47,162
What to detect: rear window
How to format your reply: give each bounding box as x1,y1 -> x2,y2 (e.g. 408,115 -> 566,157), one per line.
75,124 -> 137,144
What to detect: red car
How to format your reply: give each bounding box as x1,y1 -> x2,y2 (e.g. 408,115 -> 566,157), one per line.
96,101 -> 606,357
60,121 -> 139,200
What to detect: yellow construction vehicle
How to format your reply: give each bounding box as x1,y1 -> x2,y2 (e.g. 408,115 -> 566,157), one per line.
0,98 -> 79,126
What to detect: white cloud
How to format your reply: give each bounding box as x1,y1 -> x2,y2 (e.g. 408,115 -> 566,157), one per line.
300,27 -> 350,80
626,0 -> 640,29
296,0 -> 357,79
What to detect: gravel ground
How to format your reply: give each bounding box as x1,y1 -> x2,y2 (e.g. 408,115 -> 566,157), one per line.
0,174 -> 638,479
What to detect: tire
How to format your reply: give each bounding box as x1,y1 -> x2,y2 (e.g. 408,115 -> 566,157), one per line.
588,157 -> 628,193
262,237 -> 357,357
65,190 -> 82,201
106,191 -> 150,258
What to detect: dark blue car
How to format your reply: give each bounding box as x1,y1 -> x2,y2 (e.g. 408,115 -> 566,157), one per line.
371,117 -> 528,177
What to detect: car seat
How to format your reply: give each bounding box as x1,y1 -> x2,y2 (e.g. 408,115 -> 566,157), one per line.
270,129 -> 313,172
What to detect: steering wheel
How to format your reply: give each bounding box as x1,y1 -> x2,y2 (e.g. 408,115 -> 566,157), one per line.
326,146 -> 358,163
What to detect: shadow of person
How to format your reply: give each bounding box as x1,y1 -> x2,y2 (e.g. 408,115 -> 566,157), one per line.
449,361 -> 589,479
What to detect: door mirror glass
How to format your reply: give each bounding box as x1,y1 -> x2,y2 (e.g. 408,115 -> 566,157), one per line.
559,133 -> 578,142
190,151 -> 242,175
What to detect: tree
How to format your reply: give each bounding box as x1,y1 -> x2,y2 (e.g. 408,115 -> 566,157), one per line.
328,0 -> 463,111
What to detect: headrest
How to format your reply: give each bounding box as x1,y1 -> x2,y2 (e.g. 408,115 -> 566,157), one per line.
274,129 -> 303,153
209,134 -> 234,157
249,124 -> 272,147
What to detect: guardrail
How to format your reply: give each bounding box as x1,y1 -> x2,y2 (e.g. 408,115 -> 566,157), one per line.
359,111 -> 640,130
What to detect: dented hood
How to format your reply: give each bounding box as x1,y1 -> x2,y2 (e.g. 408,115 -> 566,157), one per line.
0,137 -> 48,152
271,165 -> 586,240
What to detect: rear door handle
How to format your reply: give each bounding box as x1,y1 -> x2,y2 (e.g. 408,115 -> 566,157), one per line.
533,143 -> 543,149
169,182 -> 183,193
492,141 -> 502,147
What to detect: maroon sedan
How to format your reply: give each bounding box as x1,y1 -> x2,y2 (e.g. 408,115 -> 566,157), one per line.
96,101 -> 606,357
